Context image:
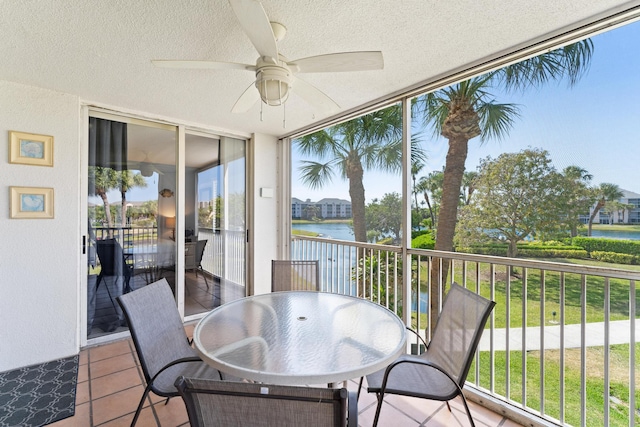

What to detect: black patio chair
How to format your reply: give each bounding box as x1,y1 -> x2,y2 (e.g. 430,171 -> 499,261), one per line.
359,282 -> 496,427
175,376 -> 358,427
271,260 -> 320,292
116,279 -> 227,426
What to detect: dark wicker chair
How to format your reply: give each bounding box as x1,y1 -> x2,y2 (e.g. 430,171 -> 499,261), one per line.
360,282 -> 496,427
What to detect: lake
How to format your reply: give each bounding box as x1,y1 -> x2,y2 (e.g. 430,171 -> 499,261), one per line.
294,222 -> 640,242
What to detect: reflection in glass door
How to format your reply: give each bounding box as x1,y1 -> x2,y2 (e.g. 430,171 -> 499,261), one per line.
185,134 -> 246,317
87,114 -> 176,339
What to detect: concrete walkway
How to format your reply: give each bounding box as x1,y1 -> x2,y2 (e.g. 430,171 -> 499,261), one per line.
478,319 -> 640,352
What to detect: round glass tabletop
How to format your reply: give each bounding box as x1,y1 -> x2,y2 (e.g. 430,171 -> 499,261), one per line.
193,291 -> 407,385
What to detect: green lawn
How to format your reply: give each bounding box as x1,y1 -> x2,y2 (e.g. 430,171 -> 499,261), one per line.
472,344 -> 640,426
411,258 -> 640,328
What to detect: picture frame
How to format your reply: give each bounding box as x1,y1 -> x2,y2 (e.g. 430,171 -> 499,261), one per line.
9,131 -> 54,166
10,186 -> 54,219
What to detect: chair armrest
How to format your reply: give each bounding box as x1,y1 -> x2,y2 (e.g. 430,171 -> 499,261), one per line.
347,390 -> 358,427
147,356 -> 209,385
406,326 -> 428,349
380,355 -> 463,397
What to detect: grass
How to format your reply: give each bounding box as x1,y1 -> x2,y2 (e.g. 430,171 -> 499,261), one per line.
292,228 -> 319,237
591,223 -> 640,233
472,344 -> 640,426
411,258 -> 640,328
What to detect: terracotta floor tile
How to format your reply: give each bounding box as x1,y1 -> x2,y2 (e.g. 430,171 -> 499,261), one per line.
91,367 -> 143,399
77,363 -> 89,383
97,407 -> 157,427
90,353 -> 137,379
92,385 -> 147,425
79,350 -> 89,366
89,340 -> 133,362
152,396 -> 189,426
47,402 -> 91,427
75,380 -> 90,405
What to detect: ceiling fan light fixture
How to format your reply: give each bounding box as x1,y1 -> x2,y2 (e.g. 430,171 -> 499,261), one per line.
255,66 -> 291,106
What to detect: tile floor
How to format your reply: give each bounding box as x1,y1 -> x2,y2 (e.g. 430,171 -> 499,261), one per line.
49,325 -> 523,427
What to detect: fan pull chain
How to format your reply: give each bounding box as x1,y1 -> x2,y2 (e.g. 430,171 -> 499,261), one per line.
282,102 -> 286,128
260,97 -> 264,122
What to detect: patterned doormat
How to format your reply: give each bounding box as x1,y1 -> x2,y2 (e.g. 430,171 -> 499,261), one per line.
0,355 -> 78,427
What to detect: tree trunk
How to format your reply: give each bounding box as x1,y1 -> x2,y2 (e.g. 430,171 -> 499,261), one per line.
507,239 -> 518,258
587,200 -> 604,237
423,192 -> 435,229
100,192 -> 113,238
429,135 -> 468,333
347,158 -> 367,243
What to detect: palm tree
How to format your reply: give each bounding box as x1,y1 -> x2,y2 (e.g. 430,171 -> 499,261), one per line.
588,183 -> 624,236
119,170 -> 147,226
88,166 -> 119,237
461,170 -> 478,205
416,40 -> 594,331
296,105 -> 426,242
416,170 -> 443,229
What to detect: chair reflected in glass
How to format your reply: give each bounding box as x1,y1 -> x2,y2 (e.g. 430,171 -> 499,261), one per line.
175,377 -> 358,427
271,260 -> 320,292
95,238 -> 133,297
360,282 -> 496,427
185,239 -> 208,288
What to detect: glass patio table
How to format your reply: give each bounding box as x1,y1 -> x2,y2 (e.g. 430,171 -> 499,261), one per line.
193,291 -> 407,385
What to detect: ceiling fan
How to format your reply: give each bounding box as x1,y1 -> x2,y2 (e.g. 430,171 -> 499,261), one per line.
131,152 -> 164,177
151,0 -> 383,116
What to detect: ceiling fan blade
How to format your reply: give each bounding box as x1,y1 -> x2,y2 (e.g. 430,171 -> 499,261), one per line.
231,82 -> 261,113
293,77 -> 340,114
152,60 -> 256,71
228,0 -> 278,61
290,51 -> 384,73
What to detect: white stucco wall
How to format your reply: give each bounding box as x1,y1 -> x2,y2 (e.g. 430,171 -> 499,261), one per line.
0,80 -> 81,371
249,133 -> 279,295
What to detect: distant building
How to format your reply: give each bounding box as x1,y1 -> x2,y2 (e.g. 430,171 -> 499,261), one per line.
292,197 -> 352,219
580,189 -> 640,224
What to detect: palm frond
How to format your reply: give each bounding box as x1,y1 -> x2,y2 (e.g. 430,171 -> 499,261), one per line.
476,101 -> 520,142
297,160 -> 337,190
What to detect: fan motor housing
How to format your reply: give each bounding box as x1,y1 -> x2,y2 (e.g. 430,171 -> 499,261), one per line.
255,64 -> 292,106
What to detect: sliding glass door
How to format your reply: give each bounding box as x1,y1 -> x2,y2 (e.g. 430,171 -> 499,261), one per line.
87,113 -> 177,339
85,112 -> 247,339
185,134 -> 246,317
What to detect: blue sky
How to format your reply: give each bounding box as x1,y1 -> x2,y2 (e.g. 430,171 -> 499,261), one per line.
291,20 -> 640,203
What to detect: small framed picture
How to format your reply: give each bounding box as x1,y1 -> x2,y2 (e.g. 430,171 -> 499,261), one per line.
10,186 -> 54,219
9,131 -> 54,166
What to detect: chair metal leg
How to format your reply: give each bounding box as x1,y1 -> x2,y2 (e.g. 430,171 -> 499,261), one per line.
356,377 -> 364,400
446,401 -> 452,412
130,382 -> 153,427
198,266 -> 209,288
372,392 -> 384,427
459,394 -> 476,427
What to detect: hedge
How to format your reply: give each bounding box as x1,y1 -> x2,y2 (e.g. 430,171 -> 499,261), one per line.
461,246 -> 588,259
590,250 -> 640,265
412,233 -> 435,249
572,237 -> 640,256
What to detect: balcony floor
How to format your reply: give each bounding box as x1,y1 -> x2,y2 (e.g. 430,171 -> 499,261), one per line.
51,326 -> 523,427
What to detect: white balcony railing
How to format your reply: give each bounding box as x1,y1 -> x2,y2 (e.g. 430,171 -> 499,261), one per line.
292,235 -> 639,427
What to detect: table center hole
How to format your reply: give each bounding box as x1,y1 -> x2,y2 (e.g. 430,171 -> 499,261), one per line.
297,316 -> 307,321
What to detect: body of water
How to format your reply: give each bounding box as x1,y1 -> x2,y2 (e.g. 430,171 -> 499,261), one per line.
293,222 -> 355,241
590,229 -> 640,240
294,222 -> 640,242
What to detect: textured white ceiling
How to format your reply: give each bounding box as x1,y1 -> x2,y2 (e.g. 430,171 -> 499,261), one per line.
1,0 -> 638,137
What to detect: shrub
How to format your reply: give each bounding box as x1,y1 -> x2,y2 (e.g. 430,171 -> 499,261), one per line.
411,229 -> 430,239
412,233 -> 435,249
590,251 -> 639,265
572,237 -> 640,256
